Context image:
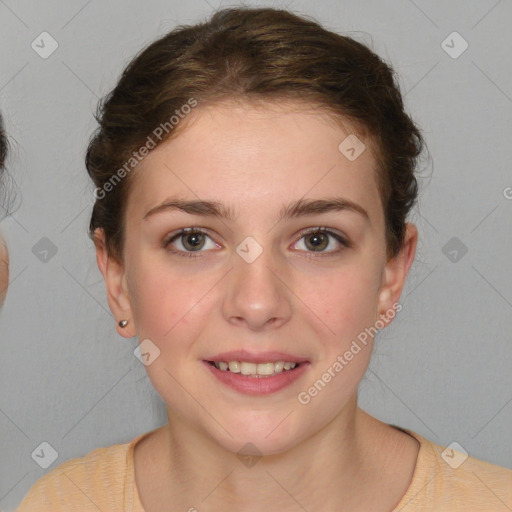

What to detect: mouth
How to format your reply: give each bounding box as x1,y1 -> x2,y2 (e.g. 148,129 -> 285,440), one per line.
202,352 -> 310,395
206,360 -> 302,378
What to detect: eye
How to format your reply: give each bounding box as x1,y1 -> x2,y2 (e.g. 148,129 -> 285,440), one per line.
293,227 -> 350,256
164,226 -> 350,259
164,227 -> 219,258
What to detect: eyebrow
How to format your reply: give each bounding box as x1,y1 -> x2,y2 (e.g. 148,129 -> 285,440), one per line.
143,196 -> 369,222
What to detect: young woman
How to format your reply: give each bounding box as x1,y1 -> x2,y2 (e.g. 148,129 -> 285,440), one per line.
0,114 -> 9,306
17,7 -> 512,511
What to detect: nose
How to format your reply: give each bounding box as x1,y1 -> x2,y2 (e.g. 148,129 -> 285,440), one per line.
222,246 -> 292,331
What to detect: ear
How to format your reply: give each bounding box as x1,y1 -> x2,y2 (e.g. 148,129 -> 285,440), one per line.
94,229 -> 136,338
376,223 -> 418,327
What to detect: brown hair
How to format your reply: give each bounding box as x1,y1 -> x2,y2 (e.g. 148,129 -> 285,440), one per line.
0,113 -> 9,214
86,6 -> 424,260
0,113 -> 6,173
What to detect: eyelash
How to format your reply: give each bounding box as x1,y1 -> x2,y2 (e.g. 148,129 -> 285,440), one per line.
163,227 -> 351,259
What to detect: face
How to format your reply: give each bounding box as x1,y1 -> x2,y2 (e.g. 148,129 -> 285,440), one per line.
98,100 -> 416,455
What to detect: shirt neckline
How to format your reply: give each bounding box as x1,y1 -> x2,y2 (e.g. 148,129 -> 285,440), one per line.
124,425 -> 435,512
388,427 -> 437,511
125,428 -> 155,512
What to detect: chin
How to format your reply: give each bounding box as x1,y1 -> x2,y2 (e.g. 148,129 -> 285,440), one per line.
217,433 -> 300,458
209,413 -> 307,457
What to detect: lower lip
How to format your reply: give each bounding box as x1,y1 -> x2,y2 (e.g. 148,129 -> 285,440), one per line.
202,361 -> 310,395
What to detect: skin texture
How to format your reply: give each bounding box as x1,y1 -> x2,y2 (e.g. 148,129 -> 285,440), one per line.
0,230 -> 8,305
96,100 -> 419,511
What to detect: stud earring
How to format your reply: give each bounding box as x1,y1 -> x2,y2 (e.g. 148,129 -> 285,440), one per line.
118,320 -> 129,328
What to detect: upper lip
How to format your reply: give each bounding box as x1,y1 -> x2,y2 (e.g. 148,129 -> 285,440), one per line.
205,350 -> 309,364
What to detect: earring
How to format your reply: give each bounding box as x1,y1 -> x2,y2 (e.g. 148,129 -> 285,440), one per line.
118,320 -> 129,328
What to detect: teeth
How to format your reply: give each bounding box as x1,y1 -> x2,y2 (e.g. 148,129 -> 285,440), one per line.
240,362 -> 257,375
256,362 -> 274,375
274,361 -> 285,373
213,360 -> 299,376
228,361 -> 240,373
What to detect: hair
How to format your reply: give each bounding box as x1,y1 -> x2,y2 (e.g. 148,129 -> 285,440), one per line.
0,113 -> 6,175
0,113 -> 9,214
86,6 -> 424,261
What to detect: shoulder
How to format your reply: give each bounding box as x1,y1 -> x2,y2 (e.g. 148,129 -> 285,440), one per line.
394,428 -> 512,511
16,437 -> 136,512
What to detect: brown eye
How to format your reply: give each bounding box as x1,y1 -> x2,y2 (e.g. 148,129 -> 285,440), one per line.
164,228 -> 218,257
293,227 -> 350,256
181,232 -> 206,251
304,232 -> 329,252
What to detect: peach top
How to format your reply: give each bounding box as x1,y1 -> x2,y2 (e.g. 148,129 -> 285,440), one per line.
16,427 -> 512,511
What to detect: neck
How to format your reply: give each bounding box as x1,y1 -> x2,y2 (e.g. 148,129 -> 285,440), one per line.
149,397 -> 386,511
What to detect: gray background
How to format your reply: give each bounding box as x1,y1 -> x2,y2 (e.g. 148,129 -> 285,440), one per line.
1,0 -> 511,509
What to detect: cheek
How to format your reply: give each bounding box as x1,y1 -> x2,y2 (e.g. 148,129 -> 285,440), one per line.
126,253 -> 215,341
298,259 -> 382,349
291,264 -> 381,428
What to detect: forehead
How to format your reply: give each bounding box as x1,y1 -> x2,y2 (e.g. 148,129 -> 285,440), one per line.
126,99 -> 383,222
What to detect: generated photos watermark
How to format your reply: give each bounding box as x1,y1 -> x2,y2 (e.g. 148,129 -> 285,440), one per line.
298,302 -> 402,405
93,97 -> 198,200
